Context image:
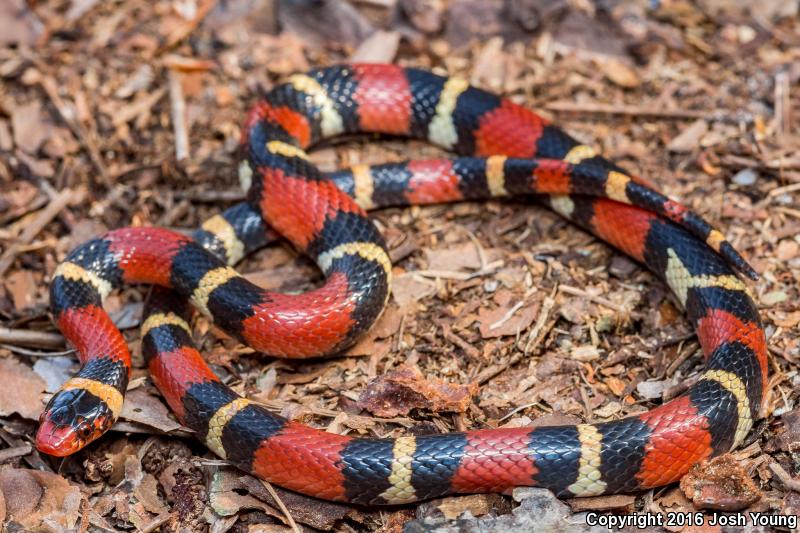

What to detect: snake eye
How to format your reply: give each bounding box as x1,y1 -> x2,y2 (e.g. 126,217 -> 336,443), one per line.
78,425 -> 93,440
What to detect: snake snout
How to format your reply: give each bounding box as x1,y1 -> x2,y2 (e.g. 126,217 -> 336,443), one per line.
35,388 -> 116,456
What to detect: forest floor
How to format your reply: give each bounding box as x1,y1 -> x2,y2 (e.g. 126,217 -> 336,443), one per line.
0,0 -> 798,531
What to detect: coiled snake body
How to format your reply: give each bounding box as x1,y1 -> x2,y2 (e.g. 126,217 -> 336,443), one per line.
37,64 -> 766,505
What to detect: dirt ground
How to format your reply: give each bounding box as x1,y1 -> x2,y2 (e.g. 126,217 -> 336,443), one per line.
0,0 -> 798,531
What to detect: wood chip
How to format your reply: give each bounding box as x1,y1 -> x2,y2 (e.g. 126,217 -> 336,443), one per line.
667,119 -> 709,152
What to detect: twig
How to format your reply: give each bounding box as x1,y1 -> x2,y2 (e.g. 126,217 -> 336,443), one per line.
413,260 -> 504,281
524,295 -> 556,354
544,101 -> 727,121
394,312 -> 406,352
0,427 -> 51,471
489,300 -> 525,330
655,332 -> 697,350
39,76 -> 109,185
176,189 -> 246,202
0,344 -> 74,357
769,345 -> 796,364
168,70 -> 190,161
0,444 -> 32,463
769,462 -> 800,493
558,284 -> 627,313
499,400 -> 544,422
111,87 -> 167,127
440,321 -> 480,360
774,206 -> 800,220
0,187 -> 77,277
457,226 -> 488,270
722,153 -> 800,172
161,0 -> 218,51
0,328 -> 65,349
768,182 -> 800,198
0,193 -> 48,226
665,342 -> 700,378
774,69 -> 791,143
259,479 -> 301,533
139,513 -> 173,533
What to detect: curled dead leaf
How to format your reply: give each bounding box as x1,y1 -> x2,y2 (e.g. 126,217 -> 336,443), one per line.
357,364 -> 477,417
680,455 -> 762,511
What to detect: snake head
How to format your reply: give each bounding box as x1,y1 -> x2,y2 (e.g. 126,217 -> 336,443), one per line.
35,385 -> 119,457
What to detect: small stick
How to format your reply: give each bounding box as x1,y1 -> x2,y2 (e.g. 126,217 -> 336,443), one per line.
774,70 -> 791,143
0,444 -> 32,463
489,300 -> 525,330
544,101 -> 719,121
0,328 -> 65,349
768,182 -> 800,198
39,76 -> 109,185
0,344 -> 74,357
524,294 -> 556,354
111,87 -> 166,127
0,188 -> 77,277
138,513 -> 173,533
168,70 -> 190,161
176,189 -> 246,202
457,226 -> 488,269
665,341 -> 699,378
0,194 -> 48,226
769,345 -> 796,364
558,284 -> 626,313
259,480 -> 301,533
440,321 -> 480,360
769,461 -> 800,493
655,332 -> 697,350
774,206 -> 800,220
414,260 -> 504,281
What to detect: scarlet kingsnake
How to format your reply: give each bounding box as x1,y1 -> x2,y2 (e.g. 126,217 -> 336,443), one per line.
37,64 -> 766,505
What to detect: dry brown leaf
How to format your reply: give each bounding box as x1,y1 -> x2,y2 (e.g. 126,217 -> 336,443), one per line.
776,409 -> 800,453
350,30 -> 400,63
209,468 -> 270,517
344,305 -> 402,357
0,356 -> 46,419
425,493 -> 511,520
680,455 -> 762,511
425,242 -> 483,271
0,469 -> 82,530
0,0 -> 43,47
477,299 -> 539,338
4,270 -> 37,310
771,310 -> 800,328
399,0 -> 445,34
133,474 -> 169,516
392,273 -> 435,308
776,239 -> 798,261
11,101 -> 52,153
344,337 -> 391,359
604,376 -> 626,396
357,364 -> 477,417
667,119 -> 708,152
118,388 -> 183,434
598,58 -> 640,88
